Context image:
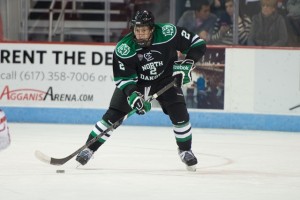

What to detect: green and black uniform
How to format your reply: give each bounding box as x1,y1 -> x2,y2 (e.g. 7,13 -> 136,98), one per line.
87,23 -> 206,152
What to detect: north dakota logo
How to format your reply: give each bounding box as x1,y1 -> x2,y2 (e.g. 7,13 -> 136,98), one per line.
117,43 -> 130,56
162,24 -> 174,37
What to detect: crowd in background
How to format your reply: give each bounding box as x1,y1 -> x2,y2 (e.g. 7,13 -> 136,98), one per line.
116,0 -> 300,47
1,0 -> 299,46
177,0 -> 300,47
176,0 -> 300,109
118,0 -> 300,47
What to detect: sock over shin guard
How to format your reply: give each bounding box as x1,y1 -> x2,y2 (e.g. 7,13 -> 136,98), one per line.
173,122 -> 192,151
87,119 -> 112,152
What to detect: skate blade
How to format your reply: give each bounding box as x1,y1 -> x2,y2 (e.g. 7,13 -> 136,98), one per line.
186,165 -> 197,172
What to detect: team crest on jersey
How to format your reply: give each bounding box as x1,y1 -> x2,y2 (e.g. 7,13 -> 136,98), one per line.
144,52 -> 154,61
162,24 -> 174,37
117,43 -> 130,56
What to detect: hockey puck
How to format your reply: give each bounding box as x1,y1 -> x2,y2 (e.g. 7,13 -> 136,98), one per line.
56,170 -> 65,173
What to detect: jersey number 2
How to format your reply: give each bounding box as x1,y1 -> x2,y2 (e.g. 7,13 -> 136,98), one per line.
150,68 -> 157,75
118,61 -> 125,70
181,30 -> 190,40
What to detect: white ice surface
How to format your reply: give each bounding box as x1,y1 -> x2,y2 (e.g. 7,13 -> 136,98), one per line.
0,123 -> 300,200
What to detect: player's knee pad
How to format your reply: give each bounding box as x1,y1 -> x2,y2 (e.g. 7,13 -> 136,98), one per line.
102,108 -> 127,127
164,103 -> 190,125
92,108 -> 126,138
102,108 -> 127,123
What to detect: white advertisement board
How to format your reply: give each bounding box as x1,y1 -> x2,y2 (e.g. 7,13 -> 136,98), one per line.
225,48 -> 300,115
1,43 -> 300,131
0,43 -> 116,108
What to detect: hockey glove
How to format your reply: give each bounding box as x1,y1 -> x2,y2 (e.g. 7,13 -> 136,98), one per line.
128,91 -> 152,115
172,59 -> 195,87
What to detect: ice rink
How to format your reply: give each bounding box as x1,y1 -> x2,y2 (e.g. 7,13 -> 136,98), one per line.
0,123 -> 300,200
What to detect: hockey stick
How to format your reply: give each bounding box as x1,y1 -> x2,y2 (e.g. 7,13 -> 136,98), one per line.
289,104 -> 300,111
35,79 -> 176,166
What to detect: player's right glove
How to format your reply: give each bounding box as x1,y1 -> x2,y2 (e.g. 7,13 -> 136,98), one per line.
172,59 -> 195,87
128,91 -> 152,115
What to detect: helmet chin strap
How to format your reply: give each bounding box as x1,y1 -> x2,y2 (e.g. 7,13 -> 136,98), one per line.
136,36 -> 152,47
134,28 -> 154,47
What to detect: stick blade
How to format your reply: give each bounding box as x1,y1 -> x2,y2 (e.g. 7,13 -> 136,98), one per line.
35,150 -> 51,164
35,150 -> 73,166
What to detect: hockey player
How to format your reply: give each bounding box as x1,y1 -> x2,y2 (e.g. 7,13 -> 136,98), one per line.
76,10 -> 206,171
0,109 -> 11,151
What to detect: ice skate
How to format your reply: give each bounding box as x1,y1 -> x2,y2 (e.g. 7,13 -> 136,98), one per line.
178,149 -> 198,171
76,148 -> 94,165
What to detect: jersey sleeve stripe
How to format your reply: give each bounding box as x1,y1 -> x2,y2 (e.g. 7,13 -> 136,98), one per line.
191,37 -> 205,46
115,79 -> 137,90
181,37 -> 205,54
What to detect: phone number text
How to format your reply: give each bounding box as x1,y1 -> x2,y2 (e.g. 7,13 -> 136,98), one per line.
1,70 -> 108,82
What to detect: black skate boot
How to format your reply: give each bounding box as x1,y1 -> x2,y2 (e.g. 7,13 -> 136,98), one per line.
76,148 -> 94,165
178,149 -> 198,171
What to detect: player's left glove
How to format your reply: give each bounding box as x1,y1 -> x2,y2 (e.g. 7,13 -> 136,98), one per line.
172,59 -> 195,87
128,91 -> 152,115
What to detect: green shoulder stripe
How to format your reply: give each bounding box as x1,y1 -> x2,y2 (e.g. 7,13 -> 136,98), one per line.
115,33 -> 140,59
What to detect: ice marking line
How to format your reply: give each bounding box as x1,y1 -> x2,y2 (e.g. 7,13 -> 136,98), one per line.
195,152 -> 234,169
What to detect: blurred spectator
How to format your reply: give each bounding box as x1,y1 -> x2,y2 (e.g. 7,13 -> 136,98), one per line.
210,0 -> 226,17
176,0 -> 193,22
196,73 -> 208,108
210,0 -> 252,45
185,84 -> 196,108
215,81 -> 224,108
241,0 -> 261,19
177,0 -> 217,41
286,0 -> 300,36
185,71 -> 199,108
276,0 -> 288,16
247,0 -> 288,46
